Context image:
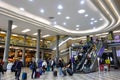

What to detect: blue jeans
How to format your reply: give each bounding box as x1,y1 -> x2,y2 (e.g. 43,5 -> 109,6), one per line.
58,67 -> 62,76
31,69 -> 36,79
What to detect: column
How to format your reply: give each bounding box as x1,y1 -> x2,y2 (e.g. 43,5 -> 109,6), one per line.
3,20 -> 13,69
56,35 -> 60,64
109,31 -> 118,68
36,29 -> 41,63
41,38 -> 45,60
22,35 -> 27,67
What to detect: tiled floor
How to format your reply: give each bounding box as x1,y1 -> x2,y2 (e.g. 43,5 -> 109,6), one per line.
1,68 -> 120,80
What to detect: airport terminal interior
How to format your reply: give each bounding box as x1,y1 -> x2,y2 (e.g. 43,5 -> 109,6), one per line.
0,0 -> 120,80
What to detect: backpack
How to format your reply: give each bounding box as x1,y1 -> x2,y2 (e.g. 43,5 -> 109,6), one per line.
29,64 -> 33,70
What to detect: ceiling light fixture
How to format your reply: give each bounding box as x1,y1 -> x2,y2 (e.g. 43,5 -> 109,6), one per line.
12,25 -> 18,29
22,29 -> 31,33
90,22 -> 93,25
42,34 -> 50,38
57,12 -> 61,15
76,25 -> 80,27
66,16 -> 70,19
0,31 -> 5,34
91,18 -> 95,20
80,0 -> 85,5
94,20 -> 98,23
40,9 -> 44,13
32,38 -> 37,40
63,22 -> 66,25
29,0 -> 34,2
85,14 -> 88,17
33,33 -> 37,35
19,7 -> 25,11
57,5 -> 63,9
12,34 -> 18,36
78,9 -> 85,14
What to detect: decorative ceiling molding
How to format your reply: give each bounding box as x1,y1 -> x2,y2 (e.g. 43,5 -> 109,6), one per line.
0,0 -> 120,36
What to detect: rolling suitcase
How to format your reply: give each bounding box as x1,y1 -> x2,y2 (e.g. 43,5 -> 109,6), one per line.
35,72 -> 40,78
22,72 -> 27,80
53,70 -> 57,77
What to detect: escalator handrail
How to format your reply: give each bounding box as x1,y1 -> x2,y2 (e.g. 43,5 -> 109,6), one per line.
76,45 -> 93,70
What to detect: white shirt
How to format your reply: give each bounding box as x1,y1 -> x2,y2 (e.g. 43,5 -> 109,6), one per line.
42,61 -> 47,68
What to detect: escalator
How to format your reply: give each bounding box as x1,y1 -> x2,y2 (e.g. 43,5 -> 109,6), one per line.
82,43 -> 105,73
75,45 -> 93,72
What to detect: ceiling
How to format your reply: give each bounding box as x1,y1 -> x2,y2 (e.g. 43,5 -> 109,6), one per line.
0,0 -> 120,37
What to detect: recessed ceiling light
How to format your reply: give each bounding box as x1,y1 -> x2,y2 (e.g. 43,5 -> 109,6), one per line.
76,28 -> 79,30
12,25 -> 18,29
99,18 -> 103,21
90,22 -> 94,25
40,9 -> 44,13
22,29 -> 31,33
80,0 -> 85,4
91,18 -> 95,20
33,33 -> 37,35
19,7 -> 25,11
78,9 -> 85,14
94,20 -> 98,23
57,12 -> 61,15
65,16 -> 70,19
85,14 -> 88,17
63,22 -> 66,25
42,34 -> 50,38
57,5 -> 63,9
76,25 -> 80,27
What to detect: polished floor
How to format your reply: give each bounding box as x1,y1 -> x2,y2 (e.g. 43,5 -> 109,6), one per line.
1,68 -> 120,80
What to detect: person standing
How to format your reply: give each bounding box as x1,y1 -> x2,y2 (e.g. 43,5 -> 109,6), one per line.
51,59 -> 55,71
42,60 -> 47,73
31,61 -> 37,79
58,58 -> 63,76
14,59 -> 23,80
0,59 -> 4,80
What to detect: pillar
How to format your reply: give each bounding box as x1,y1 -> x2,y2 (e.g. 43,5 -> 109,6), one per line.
36,29 -> 41,63
41,38 -> 45,60
22,35 -> 27,67
3,20 -> 13,69
56,35 -> 60,64
109,31 -> 118,68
